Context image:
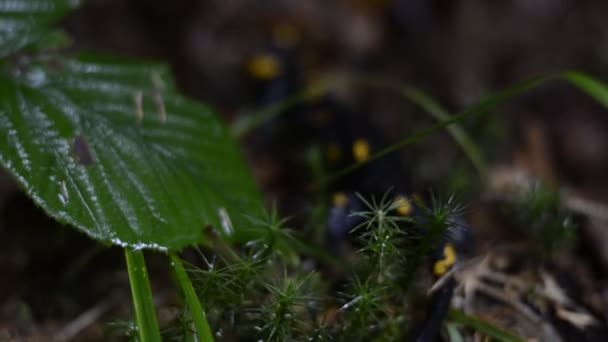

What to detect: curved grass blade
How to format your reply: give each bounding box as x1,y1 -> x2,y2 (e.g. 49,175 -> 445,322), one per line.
233,73 -> 493,178
337,75 -> 488,178
316,75 -> 547,187
562,71 -> 608,108
319,72 -> 608,187
236,71 -> 608,188
170,253 -> 215,342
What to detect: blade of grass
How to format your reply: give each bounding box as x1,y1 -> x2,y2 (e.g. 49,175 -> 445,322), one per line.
322,71 -> 608,187
125,249 -> 162,342
233,73 -> 518,180
236,70 -> 608,188
400,86 -> 488,176
315,75 -> 547,188
231,73 -> 494,178
447,309 -> 525,342
170,253 -> 215,342
562,71 -> 608,107
341,75 -> 488,178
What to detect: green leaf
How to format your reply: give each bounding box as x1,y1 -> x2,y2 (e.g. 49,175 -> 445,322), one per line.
0,55 -> 263,251
0,0 -> 81,58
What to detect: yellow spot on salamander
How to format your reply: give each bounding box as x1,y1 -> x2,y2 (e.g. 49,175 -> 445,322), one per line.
443,244 -> 457,265
326,143 -> 342,164
332,192 -> 348,207
247,53 -> 282,80
433,262 -> 447,278
393,195 -> 412,216
352,138 -> 370,162
433,244 -> 457,277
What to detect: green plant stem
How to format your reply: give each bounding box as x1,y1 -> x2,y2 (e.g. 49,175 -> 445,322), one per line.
125,249 -> 162,342
170,252 -> 215,342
